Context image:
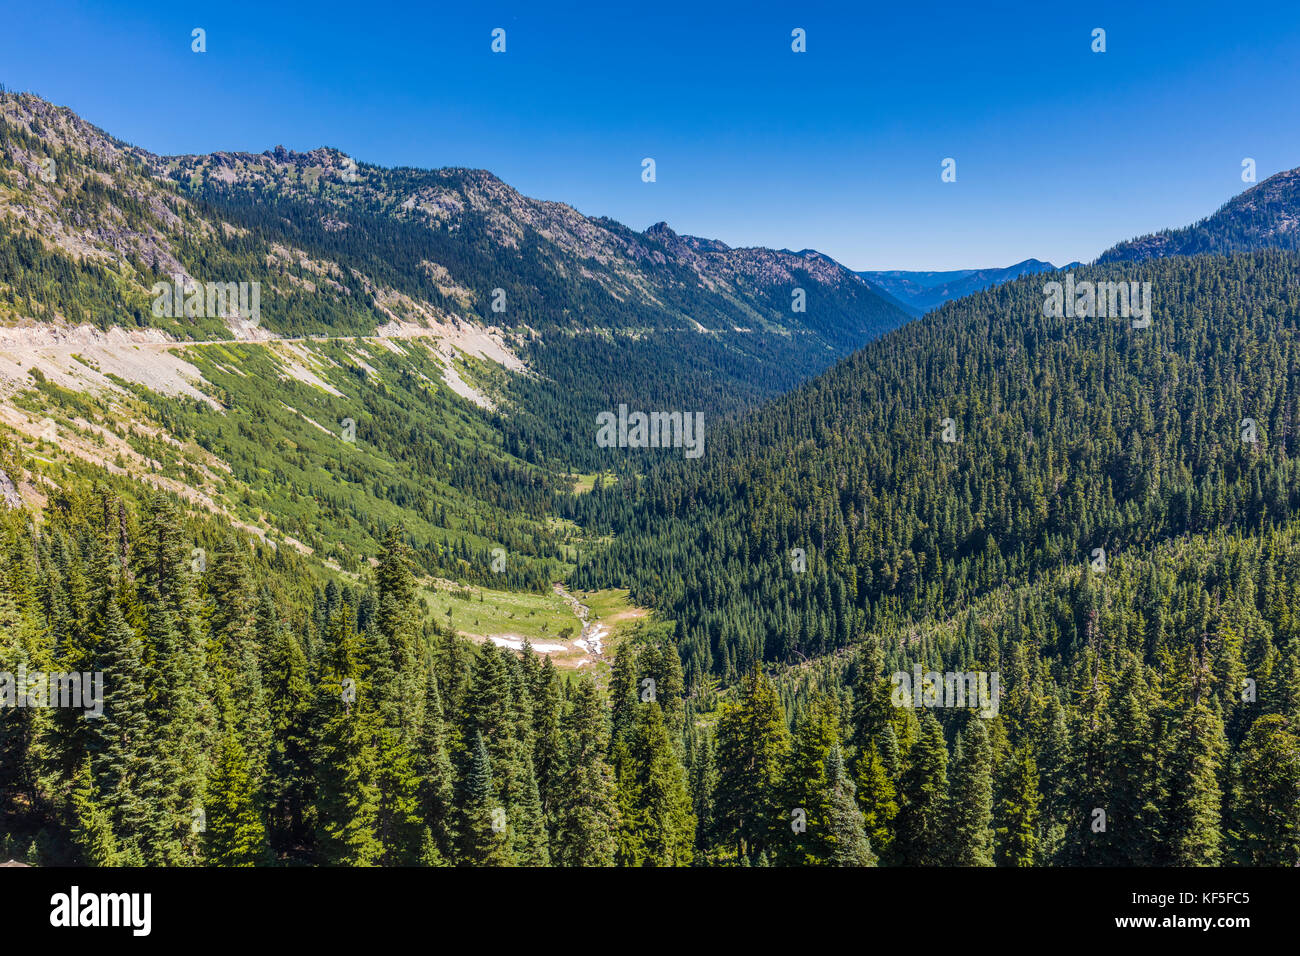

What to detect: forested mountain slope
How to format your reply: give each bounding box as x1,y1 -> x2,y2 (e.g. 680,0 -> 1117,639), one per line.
564,245 -> 1300,865
576,251 -> 1300,685
5,87 -> 1298,869
1099,167 -> 1300,263
0,90 -> 910,471
0,89 -> 910,583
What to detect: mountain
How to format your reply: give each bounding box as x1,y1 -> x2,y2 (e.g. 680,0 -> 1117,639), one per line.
1098,166 -> 1300,262
574,245 -> 1300,867
0,90 -> 911,578
578,248 -> 1300,681
0,91 -> 910,461
857,258 -> 1069,314
0,90 -> 925,873
4,92 -> 1300,872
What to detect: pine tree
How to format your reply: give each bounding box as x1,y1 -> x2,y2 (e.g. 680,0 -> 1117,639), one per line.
313,697 -> 382,866
777,694 -> 839,865
1229,714 -> 1300,865
373,527 -> 423,741
261,593 -> 312,856
207,535 -> 269,789
894,712 -> 948,865
854,743 -> 898,861
1102,660 -> 1161,864
552,679 -> 618,866
713,667 -> 789,862
945,717 -> 994,866
994,745 -> 1041,867
458,731 -> 511,866
373,727 -> 424,865
614,702 -> 694,866
204,728 -> 268,866
312,608 -> 382,866
87,586 -> 153,852
686,729 -> 716,856
826,746 -> 875,866
531,656 -> 564,833
70,758 -> 119,866
134,494 -> 210,864
1163,703 -> 1224,865
608,641 -> 638,749
850,637 -> 891,754
416,670 -> 457,859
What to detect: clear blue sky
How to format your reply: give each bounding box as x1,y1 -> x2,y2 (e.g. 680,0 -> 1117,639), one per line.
3,0 -> 1299,270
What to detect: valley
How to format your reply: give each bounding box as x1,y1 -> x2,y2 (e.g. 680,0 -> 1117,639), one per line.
2,82 -> 1299,873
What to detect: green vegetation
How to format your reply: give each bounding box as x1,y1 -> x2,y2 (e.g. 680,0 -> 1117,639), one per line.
421,582 -> 573,643
574,249 -> 1300,865
4,89 -> 1300,867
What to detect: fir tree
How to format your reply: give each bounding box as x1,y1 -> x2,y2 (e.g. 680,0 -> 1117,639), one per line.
826,746 -> 875,866
894,712 -> 948,865
713,667 -> 789,862
614,702 -> 694,866
458,731 -> 511,866
204,728 -> 268,866
994,745 -> 1041,867
945,717 -> 994,866
1163,703 -> 1224,865
552,679 -> 618,866
69,758 -> 119,866
1229,714 -> 1300,865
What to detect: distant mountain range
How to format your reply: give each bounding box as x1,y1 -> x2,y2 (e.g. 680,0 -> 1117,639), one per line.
856,259 -> 1076,315
856,166 -> 1300,315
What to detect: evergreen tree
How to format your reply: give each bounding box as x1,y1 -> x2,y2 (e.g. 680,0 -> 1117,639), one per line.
416,670 -> 457,859
1229,715 -> 1300,865
135,494 -> 210,864
945,717 -> 994,866
713,667 -> 788,862
552,679 -> 618,866
69,759 -> 119,867
614,702 -> 694,866
1163,703 -> 1225,865
204,728 -> 268,866
312,608 -> 382,866
373,727 -> 424,866
262,593 -> 313,856
854,743 -> 898,861
777,694 -> 839,865
894,712 -> 948,865
994,745 -> 1041,867
826,746 -> 875,866
458,731 -> 511,866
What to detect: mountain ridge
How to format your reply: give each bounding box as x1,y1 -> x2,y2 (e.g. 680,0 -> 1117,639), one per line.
1098,167 -> 1300,263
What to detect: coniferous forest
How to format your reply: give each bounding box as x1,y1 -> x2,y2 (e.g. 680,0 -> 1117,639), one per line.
2,11 -> 1300,912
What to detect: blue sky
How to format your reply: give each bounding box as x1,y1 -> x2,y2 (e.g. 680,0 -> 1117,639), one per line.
3,0 -> 1299,269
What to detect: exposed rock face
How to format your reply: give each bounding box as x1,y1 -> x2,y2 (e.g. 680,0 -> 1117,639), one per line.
1,90 -> 902,349
0,466 -> 23,509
